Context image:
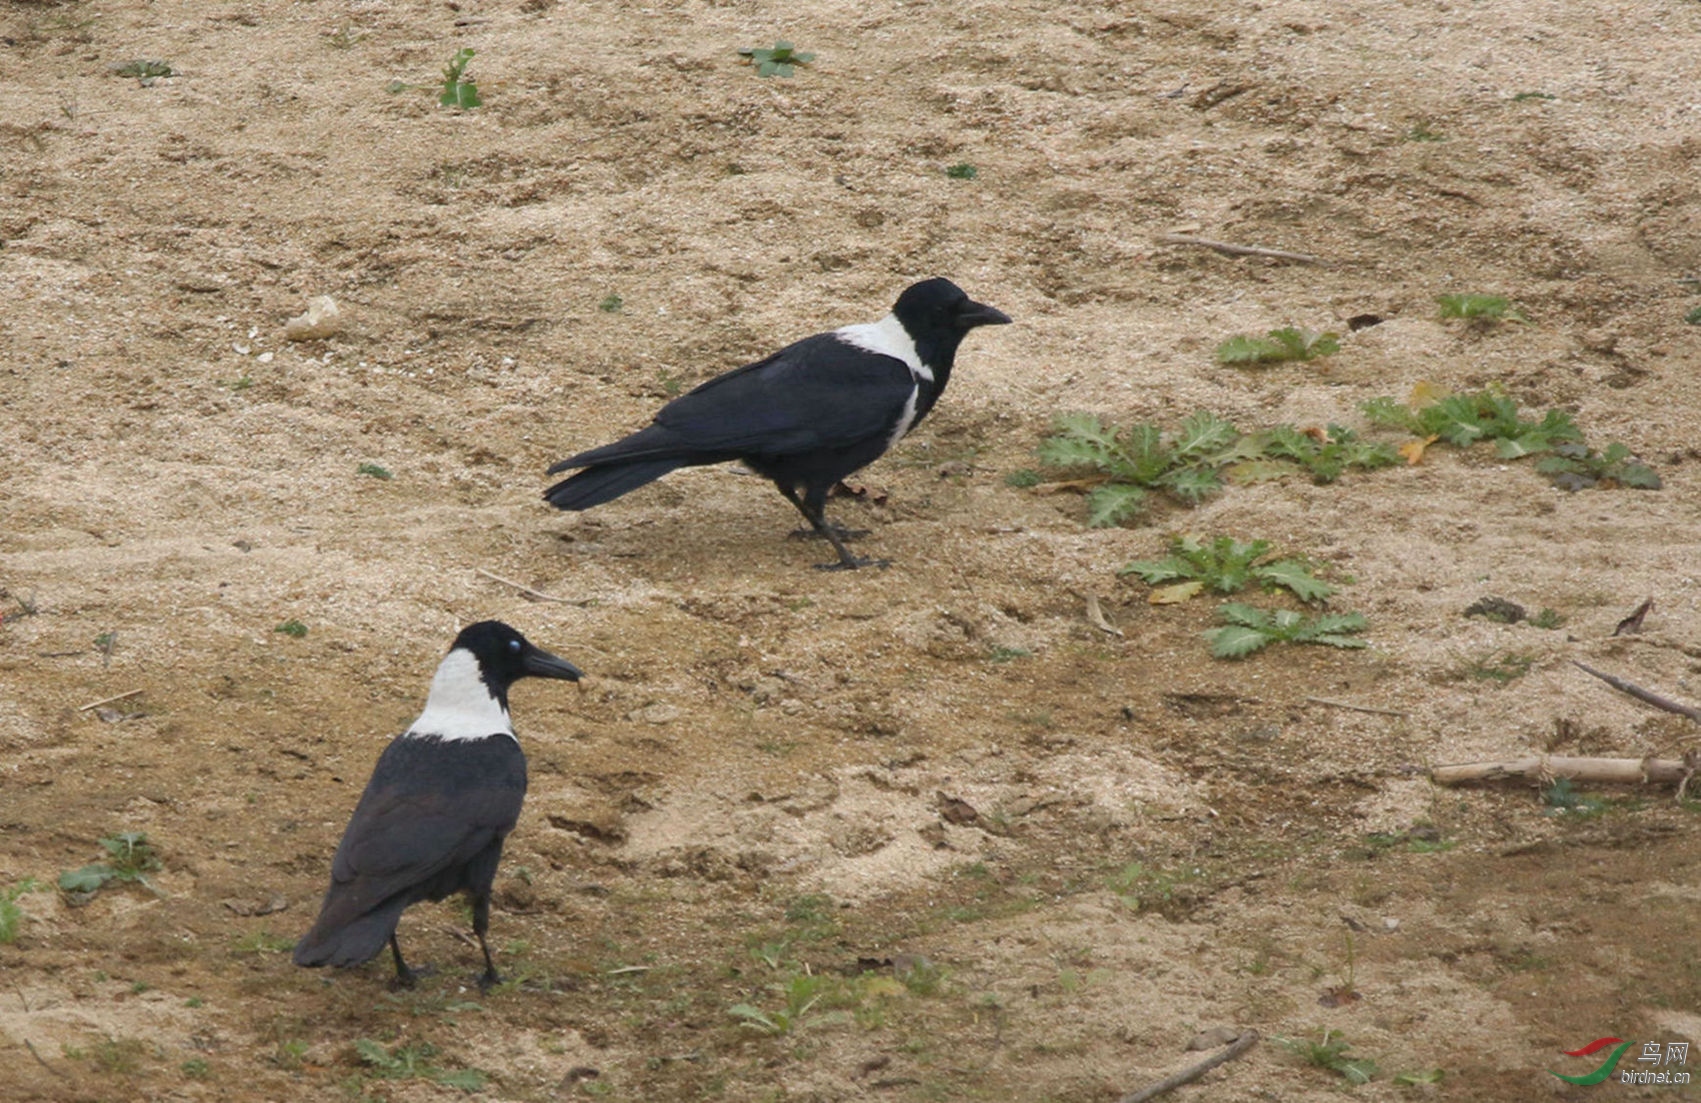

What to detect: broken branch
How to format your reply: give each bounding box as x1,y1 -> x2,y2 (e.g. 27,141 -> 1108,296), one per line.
1571,660 -> 1701,722
1432,754 -> 1697,788
1153,233 -> 1322,265
1118,1030 -> 1260,1103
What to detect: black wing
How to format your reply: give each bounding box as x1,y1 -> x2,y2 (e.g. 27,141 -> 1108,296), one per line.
556,335 -> 917,468
309,734 -> 526,933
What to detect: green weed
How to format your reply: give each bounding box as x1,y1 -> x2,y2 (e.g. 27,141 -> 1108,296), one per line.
1215,327 -> 1339,366
945,163 -> 978,180
59,832 -> 162,898
1037,411 -> 1238,526
598,293 -> 623,313
355,1039 -> 488,1091
275,619 -> 308,638
1361,389 -> 1579,456
1405,124 -> 1444,142
356,462 -> 392,480
1207,604 -> 1369,659
1437,293 -> 1519,321
1121,534 -> 1335,603
0,878 -> 44,943
1275,1029 -> 1378,1084
1535,441 -> 1661,490
1542,778 -> 1606,818
738,41 -> 815,78
1243,423 -> 1399,484
439,48 -> 481,108
233,928 -> 296,955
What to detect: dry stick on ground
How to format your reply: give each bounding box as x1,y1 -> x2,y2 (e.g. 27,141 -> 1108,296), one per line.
77,688 -> 143,711
474,568 -> 575,604
1118,1030 -> 1260,1103
1571,659 -> 1701,722
1304,696 -> 1407,718
1153,233 -> 1323,265
1432,755 -> 1697,788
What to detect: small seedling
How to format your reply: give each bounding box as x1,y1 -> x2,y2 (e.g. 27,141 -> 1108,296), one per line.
1405,124 -> 1443,142
356,462 -> 392,480
112,59 -> 173,85
94,630 -> 118,667
986,645 -> 1032,663
59,832 -> 162,898
1535,441 -> 1661,491
1530,607 -> 1565,629
181,1057 -> 210,1079
1512,91 -> 1555,102
356,1039 -> 488,1090
738,40 -> 815,78
1276,1029 -> 1378,1084
1004,468 -> 1041,488
1393,1069 -> 1446,1085
0,878 -> 44,944
1037,411 -> 1239,527
1460,650 -> 1534,685
1215,327 -> 1339,366
598,293 -> 623,313
1207,604 -> 1369,659
1121,534 -> 1335,603
1437,293 -> 1520,321
275,619 -> 308,638
218,375 -> 253,391
232,928 -> 296,955
945,163 -> 978,180
439,48 -> 482,108
1685,305 -> 1701,326
1542,778 -> 1607,818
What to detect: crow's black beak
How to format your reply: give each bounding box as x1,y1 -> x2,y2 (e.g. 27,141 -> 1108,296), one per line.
957,299 -> 1012,328
523,645 -> 583,681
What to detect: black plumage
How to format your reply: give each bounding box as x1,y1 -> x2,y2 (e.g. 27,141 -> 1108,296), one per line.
292,621 -> 581,989
543,277 -> 1011,568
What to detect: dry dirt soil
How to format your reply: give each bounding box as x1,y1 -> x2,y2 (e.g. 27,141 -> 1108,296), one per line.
4,0 -> 1701,1100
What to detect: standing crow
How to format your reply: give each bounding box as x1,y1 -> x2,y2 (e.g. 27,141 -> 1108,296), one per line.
292,621 -> 581,989
543,277 -> 1011,569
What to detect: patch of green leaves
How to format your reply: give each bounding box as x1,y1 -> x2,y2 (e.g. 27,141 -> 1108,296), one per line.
1542,778 -> 1606,818
1276,1029 -> 1378,1084
598,293 -> 623,313
439,48 -> 481,108
1207,604 -> 1369,659
112,59 -> 173,84
355,1039 -> 488,1092
738,40 -> 814,78
1037,411 -> 1239,526
1004,468 -> 1041,488
729,972 -> 834,1035
1405,124 -> 1444,142
1535,441 -> 1661,491
356,462 -> 392,480
1,878 -> 44,944
1215,327 -> 1339,366
1247,423 -> 1400,484
945,163 -> 978,180
1512,91 -> 1555,102
1361,390 -> 1581,455
1437,293 -> 1519,321
1685,305 -> 1701,326
275,619 -> 308,638
59,833 -> 161,899
1120,534 -> 1335,603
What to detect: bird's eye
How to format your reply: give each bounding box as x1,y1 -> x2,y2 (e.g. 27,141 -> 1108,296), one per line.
508,639 -> 522,653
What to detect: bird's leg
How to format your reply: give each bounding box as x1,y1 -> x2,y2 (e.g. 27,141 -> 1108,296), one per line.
471,893 -> 502,991
778,484 -> 886,571
388,934 -> 421,990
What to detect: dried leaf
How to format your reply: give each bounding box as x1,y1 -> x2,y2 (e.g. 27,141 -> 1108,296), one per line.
1398,434 -> 1439,465
1151,580 -> 1207,605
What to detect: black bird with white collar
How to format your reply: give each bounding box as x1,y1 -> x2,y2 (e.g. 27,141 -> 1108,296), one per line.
292,621 -> 581,989
543,277 -> 1011,569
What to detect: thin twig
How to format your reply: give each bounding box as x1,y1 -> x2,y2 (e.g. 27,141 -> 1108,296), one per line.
1571,660 -> 1701,722
1084,594 -> 1124,638
1304,696 -> 1407,718
475,568 -> 573,604
25,1038 -> 63,1078
1154,233 -> 1322,264
1432,755 -> 1693,787
606,964 -> 650,975
1119,1030 -> 1260,1103
78,688 -> 143,712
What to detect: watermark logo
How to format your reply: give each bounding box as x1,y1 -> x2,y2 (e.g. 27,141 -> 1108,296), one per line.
1551,1037 -> 1691,1087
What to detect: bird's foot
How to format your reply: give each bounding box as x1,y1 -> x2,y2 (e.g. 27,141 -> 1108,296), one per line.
476,969 -> 504,993
388,964 -> 436,991
814,556 -> 890,572
788,525 -> 870,543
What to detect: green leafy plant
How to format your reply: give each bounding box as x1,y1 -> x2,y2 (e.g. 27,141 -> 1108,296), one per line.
356,462 -> 392,480
945,163 -> 978,180
1244,423 -> 1400,484
1437,293 -> 1519,321
1542,778 -> 1606,818
0,878 -> 44,944
729,972 -> 836,1035
738,40 -> 814,78
1037,411 -> 1239,526
59,832 -> 162,898
598,293 -> 623,313
1120,535 -> 1335,603
1207,604 -> 1369,659
1405,123 -> 1443,142
1535,441 -> 1661,490
1361,390 -> 1582,457
275,619 -> 308,638
438,48 -> 482,108
1685,305 -> 1701,326
112,59 -> 173,84
355,1039 -> 488,1091
1275,1029 -> 1378,1084
1215,327 -> 1340,366
1004,468 -> 1041,488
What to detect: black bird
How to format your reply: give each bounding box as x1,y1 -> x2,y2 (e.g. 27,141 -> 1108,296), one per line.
292,621 -> 581,989
543,277 -> 1011,569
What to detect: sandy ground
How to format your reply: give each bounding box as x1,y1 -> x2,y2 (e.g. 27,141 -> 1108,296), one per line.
2,0 -> 1700,1100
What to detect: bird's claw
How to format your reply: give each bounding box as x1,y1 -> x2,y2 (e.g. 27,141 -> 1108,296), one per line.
814,557 -> 889,571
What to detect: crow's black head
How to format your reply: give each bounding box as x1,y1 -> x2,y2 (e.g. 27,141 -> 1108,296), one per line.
892,278 -> 1012,340
451,621 -> 582,703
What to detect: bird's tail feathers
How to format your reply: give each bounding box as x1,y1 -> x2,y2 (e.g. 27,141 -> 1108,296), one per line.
291,902 -> 406,969
542,459 -> 685,511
